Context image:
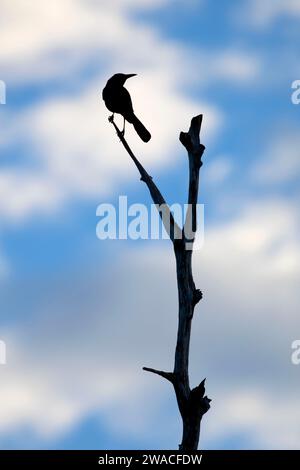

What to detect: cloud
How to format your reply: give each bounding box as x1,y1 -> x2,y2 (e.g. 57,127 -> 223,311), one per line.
206,389 -> 300,449
204,156 -> 233,185
1,197 -> 299,448
0,248 -> 9,280
0,170 -> 64,222
0,0 -> 169,82
237,0 -> 300,28
182,48 -> 262,88
212,50 -> 261,83
252,130 -> 300,185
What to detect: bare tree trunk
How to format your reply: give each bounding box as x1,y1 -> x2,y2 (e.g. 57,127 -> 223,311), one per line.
109,114 -> 210,451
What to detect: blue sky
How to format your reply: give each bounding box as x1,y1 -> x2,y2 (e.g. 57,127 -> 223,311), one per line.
0,0 -> 300,449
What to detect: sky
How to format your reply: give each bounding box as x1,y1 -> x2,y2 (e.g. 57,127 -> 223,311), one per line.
0,0 -> 300,450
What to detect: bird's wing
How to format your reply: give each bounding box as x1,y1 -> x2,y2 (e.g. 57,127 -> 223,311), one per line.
102,84 -> 134,118
119,87 -> 134,119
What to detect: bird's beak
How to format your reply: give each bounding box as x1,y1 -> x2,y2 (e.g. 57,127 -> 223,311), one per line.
125,74 -> 137,79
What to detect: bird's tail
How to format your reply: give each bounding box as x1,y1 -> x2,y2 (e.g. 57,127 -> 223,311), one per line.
130,114 -> 151,142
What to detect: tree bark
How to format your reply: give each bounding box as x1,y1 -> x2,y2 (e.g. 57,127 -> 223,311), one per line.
109,114 -> 210,451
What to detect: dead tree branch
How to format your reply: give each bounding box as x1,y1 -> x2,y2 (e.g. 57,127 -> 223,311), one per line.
109,114 -> 210,451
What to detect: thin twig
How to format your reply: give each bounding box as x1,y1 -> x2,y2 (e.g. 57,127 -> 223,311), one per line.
143,367 -> 174,383
109,116 -> 182,242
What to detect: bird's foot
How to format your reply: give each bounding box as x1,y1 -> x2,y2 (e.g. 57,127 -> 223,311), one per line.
108,114 -> 114,123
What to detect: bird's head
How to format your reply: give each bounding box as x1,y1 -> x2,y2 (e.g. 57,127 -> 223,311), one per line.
108,73 -> 137,86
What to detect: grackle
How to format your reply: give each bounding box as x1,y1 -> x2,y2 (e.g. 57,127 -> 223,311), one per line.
102,73 -> 151,143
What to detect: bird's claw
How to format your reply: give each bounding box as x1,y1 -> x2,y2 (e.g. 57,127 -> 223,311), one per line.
108,114 -> 114,123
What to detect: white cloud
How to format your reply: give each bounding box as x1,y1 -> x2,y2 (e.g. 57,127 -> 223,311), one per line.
0,170 -> 64,222
183,48 -> 262,88
204,156 -> 233,185
212,50 -> 261,83
206,389 -> 300,449
238,0 -> 300,28
253,130 -> 300,184
208,199 -> 299,259
0,0 -> 168,80
0,0 -> 192,85
0,248 -> 9,280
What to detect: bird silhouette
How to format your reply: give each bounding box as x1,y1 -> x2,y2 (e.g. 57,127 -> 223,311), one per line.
102,73 -> 151,143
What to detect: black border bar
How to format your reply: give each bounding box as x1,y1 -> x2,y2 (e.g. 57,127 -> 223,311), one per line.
0,450 -> 299,467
